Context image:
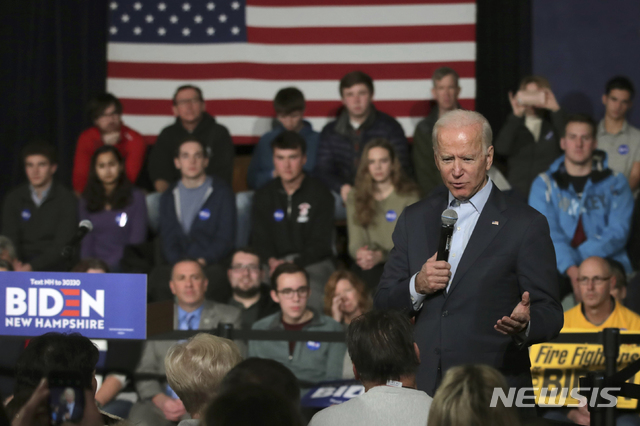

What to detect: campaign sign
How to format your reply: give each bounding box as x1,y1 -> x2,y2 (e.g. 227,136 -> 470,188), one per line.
301,379 -> 363,408
0,272 -> 146,339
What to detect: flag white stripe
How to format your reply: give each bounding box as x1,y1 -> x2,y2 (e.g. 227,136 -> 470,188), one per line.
107,78 -> 476,101
246,4 -> 476,27
107,41 -> 475,64
122,114 -> 425,138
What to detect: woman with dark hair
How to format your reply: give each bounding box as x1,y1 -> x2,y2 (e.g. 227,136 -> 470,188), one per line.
323,270 -> 372,325
79,145 -> 147,271
346,138 -> 419,290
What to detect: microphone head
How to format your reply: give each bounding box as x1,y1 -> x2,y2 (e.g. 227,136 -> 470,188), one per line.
441,209 -> 458,226
79,219 -> 93,232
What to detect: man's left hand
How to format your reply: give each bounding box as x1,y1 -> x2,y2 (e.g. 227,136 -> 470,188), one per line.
494,291 -> 530,335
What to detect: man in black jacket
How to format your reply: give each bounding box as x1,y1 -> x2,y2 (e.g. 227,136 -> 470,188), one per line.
148,85 -> 234,192
251,131 -> 335,312
2,142 -> 77,271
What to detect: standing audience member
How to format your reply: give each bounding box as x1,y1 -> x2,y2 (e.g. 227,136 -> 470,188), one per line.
73,93 -> 146,194
164,333 -> 242,426
598,76 -> 640,192
607,258 -> 629,306
309,309 -> 431,426
152,137 -> 236,303
495,75 -> 566,197
2,142 -> 77,272
71,258 -> 109,273
248,263 -> 346,386
79,145 -> 147,271
323,270 -> 372,326
315,71 -> 411,219
130,259 -> 242,426
347,139 -> 419,290
529,114 -> 634,301
226,248 -> 280,329
413,67 -> 462,195
427,365 -> 520,426
251,131 -> 335,312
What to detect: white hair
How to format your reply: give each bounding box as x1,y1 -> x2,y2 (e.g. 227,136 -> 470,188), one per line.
432,109 -> 493,154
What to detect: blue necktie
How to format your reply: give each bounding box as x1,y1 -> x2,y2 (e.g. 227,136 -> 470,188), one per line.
186,313 -> 197,330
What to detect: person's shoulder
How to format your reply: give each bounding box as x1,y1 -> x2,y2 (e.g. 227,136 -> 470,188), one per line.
4,183 -> 29,202
563,304 -> 583,326
618,304 -> 640,330
157,119 -> 181,138
205,299 -> 242,319
320,118 -> 339,135
303,176 -> 332,196
202,113 -> 231,134
210,175 -> 233,193
52,182 -> 77,201
122,124 -> 144,141
77,126 -> 100,142
252,311 -> 279,329
309,396 -> 359,424
313,314 -> 343,331
254,178 -> 280,199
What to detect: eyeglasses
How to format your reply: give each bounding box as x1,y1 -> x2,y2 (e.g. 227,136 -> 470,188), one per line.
277,286 -> 310,299
230,264 -> 260,273
175,97 -> 202,106
577,276 -> 611,286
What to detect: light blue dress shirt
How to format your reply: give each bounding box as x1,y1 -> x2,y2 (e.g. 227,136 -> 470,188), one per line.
177,304 -> 203,330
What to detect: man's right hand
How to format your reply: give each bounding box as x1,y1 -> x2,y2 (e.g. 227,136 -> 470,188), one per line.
102,131 -> 121,146
567,405 -> 590,425
152,394 -> 186,421
415,253 -> 451,295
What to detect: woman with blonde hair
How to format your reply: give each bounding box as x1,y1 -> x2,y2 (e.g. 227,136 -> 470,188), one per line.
323,270 -> 372,325
346,138 -> 419,290
427,364 -> 521,426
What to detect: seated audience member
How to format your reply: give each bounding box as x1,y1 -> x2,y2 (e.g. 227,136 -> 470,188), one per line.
598,76 -> 640,192
309,309 -> 431,426
219,358 -> 301,406
323,270 -> 371,326
226,247 -> 280,329
73,93 -> 146,194
248,263 -> 346,386
347,139 -> 419,290
151,137 -> 236,303
413,67 -> 461,195
529,114 -> 634,301
0,235 -> 16,264
315,71 -> 411,219
251,131 -> 335,312
130,259 -> 242,426
205,384 -> 303,426
495,75 -> 566,197
544,256 -> 640,425
5,332 -> 121,425
164,333 -> 242,426
80,146 -> 147,271
2,142 -> 77,272
0,259 -> 12,271
71,257 -> 109,273
607,258 -> 629,305
427,364 -> 520,426
149,85 -> 233,193
627,273 -> 640,316
248,87 -> 320,190
630,194 -> 640,271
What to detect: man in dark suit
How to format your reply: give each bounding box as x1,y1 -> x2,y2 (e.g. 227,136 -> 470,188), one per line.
375,109 -> 563,397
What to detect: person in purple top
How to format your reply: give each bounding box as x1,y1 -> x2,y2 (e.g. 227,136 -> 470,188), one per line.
79,145 -> 147,271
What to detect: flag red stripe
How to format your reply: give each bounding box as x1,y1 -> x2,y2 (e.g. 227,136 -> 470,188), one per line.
120,99 -> 475,117
247,0 -> 473,5
107,61 -> 476,80
247,25 -> 475,44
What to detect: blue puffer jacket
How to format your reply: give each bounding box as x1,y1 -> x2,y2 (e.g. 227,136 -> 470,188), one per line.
529,151 -> 634,274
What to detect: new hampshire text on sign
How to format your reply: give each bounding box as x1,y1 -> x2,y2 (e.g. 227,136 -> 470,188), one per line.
0,272 -> 147,339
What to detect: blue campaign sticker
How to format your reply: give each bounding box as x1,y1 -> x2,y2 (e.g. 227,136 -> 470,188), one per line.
115,212 -> 128,227
273,209 -> 285,222
21,209 -> 31,221
306,341 -> 321,351
385,210 -> 397,222
618,144 -> 630,155
198,208 -> 211,221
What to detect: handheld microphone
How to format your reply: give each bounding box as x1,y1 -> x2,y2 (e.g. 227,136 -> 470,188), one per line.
436,209 -> 458,262
61,220 -> 93,258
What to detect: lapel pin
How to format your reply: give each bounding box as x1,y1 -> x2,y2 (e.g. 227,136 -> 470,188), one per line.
492,221 -> 499,225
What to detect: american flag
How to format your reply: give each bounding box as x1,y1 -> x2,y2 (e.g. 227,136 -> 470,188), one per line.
107,0 -> 476,145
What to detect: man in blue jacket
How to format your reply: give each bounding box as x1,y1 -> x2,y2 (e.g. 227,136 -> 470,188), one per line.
150,137 -> 236,303
529,114 -> 634,301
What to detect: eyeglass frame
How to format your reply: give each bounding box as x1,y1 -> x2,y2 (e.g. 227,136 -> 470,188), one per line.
275,286 -> 310,299
576,276 -> 612,286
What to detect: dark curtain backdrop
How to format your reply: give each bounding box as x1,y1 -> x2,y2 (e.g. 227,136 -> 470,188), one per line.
0,0 -> 108,210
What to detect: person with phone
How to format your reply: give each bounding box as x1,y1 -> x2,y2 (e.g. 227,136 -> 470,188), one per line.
494,75 -> 567,198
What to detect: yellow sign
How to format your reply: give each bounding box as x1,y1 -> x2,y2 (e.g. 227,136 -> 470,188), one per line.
530,330 -> 640,409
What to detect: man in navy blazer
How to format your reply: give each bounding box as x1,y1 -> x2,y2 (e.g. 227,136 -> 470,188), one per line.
375,110 -> 563,397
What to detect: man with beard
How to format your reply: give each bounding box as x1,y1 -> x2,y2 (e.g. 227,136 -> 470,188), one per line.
227,247 -> 280,329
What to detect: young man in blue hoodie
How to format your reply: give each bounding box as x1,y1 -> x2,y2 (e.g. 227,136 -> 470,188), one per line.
529,114 -> 634,301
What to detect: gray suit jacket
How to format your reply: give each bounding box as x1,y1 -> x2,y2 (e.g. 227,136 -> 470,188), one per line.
135,300 -> 242,400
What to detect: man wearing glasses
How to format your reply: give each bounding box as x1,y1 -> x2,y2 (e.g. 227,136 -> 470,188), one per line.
227,247 -> 280,329
248,263 -> 346,386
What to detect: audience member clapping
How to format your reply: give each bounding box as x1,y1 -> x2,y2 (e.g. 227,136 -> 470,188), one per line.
347,138 -> 419,290
427,364 -> 520,426
164,333 -> 242,426
79,145 -> 147,272
323,270 -> 371,325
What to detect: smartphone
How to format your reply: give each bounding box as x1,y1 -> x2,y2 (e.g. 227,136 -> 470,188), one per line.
516,90 -> 545,106
48,371 -> 86,425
